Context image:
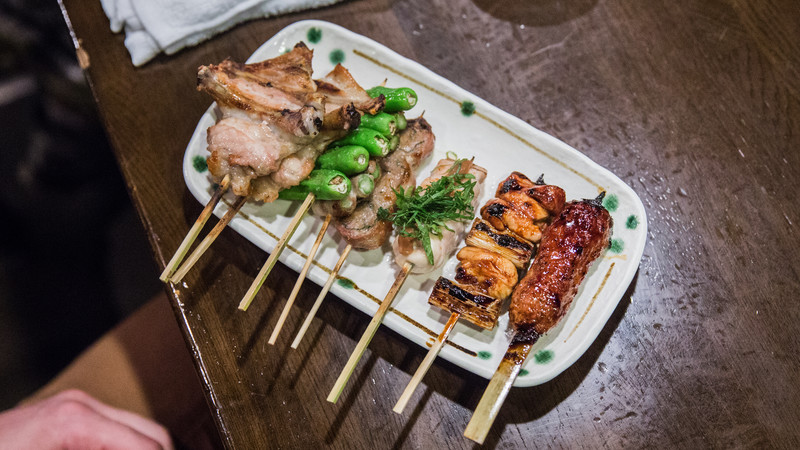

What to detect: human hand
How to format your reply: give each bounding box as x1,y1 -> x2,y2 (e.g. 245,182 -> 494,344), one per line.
0,389 -> 173,449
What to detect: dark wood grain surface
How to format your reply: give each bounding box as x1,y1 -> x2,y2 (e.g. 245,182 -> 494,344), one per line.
59,0 -> 800,448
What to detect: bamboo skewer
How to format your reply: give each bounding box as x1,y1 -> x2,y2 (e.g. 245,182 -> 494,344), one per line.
393,311 -> 460,414
238,193 -> 316,311
327,262 -> 414,404
463,340 -> 534,444
268,214 -> 332,345
290,243 -> 353,349
160,174 -> 232,282
170,194 -> 247,283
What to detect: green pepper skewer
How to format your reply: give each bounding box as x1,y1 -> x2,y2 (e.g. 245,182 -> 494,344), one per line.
359,112 -> 397,136
367,86 -> 418,112
316,145 -> 370,175
278,169 -> 351,201
331,128 -> 390,157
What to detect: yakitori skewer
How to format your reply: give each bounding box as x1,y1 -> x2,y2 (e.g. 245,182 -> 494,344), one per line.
236,93 -> 419,314
463,193 -> 612,443
273,114 -> 431,348
393,173 -> 566,413
160,174 -> 232,282
163,42 -> 387,285
327,158 -> 487,403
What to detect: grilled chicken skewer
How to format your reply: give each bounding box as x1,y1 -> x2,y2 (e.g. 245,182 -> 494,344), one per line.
327,158 -> 488,404
161,42 -> 376,285
394,172 -> 566,413
463,192 -> 613,444
289,118 -> 436,348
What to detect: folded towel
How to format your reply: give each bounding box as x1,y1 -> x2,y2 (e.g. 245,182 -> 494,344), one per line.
101,0 -> 341,66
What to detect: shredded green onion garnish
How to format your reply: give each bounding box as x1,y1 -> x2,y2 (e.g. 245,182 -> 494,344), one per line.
378,158 -> 476,265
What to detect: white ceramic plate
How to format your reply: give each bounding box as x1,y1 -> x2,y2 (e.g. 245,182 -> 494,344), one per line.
182,20 -> 647,386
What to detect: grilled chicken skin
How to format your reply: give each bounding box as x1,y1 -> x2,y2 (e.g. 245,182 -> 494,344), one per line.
454,247 -> 519,300
200,43 -> 380,202
480,172 -> 565,242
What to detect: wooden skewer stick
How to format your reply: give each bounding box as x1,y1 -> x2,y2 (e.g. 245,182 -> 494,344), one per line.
238,193 -> 316,311
463,340 -> 534,444
170,194 -> 247,283
160,174 -> 232,282
290,243 -> 353,349
268,214 -> 332,345
327,262 -> 414,404
393,311 -> 460,414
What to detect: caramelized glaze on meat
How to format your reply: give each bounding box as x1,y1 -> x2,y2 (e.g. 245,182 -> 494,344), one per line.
480,172 -> 565,242
454,247 -> 518,299
509,196 -> 612,342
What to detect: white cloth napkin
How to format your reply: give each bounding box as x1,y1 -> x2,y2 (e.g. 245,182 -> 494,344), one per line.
101,0 -> 341,66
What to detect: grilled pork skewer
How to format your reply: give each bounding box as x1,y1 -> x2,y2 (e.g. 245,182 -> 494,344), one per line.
463,193 -> 613,444
289,118 -> 436,348
162,42 -> 377,284
394,173 -> 566,413
327,158 -> 488,404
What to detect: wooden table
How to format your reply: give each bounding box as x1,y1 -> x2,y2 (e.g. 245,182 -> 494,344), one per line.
60,0 -> 800,447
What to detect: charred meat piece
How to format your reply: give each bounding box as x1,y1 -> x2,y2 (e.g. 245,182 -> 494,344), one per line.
464,219 -> 534,269
428,277 -> 503,330
199,43 -> 379,202
454,247 -> 519,300
481,172 -> 565,242
509,195 -> 613,343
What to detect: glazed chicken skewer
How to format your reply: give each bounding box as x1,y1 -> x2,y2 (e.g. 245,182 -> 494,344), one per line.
327,157 -> 488,404
463,192 -> 613,444
393,172 -> 566,413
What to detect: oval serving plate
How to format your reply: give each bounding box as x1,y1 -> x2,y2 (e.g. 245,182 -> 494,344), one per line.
182,20 -> 647,386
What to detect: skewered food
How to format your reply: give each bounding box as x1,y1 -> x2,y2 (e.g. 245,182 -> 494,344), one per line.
509,193 -> 613,343
464,192 -> 612,444
327,155 -> 488,404
429,172 -> 565,330
393,172 -> 565,414
390,157 -> 488,274
198,42 -> 383,202
333,117 -> 435,249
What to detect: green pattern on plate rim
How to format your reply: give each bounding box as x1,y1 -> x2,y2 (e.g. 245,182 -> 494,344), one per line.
460,100 -> 476,116
602,193 -> 619,212
307,27 -> 322,43
534,350 -> 554,364
477,351 -> 492,360
609,238 -> 624,253
329,49 -> 345,65
337,278 -> 355,289
519,369 -> 530,376
626,215 -> 639,229
192,155 -> 208,173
